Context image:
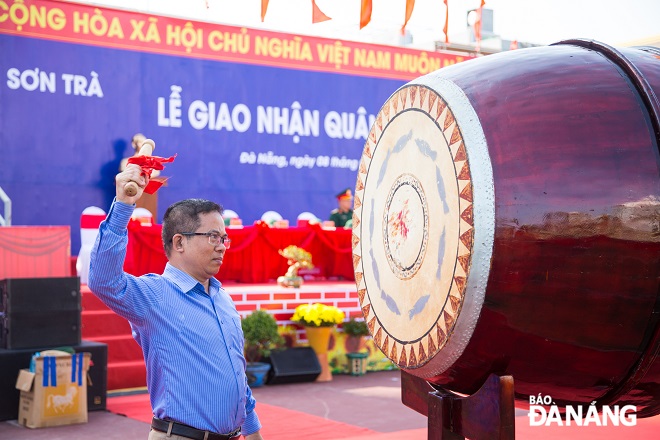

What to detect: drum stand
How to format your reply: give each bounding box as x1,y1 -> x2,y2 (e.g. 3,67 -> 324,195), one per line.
401,371 -> 515,439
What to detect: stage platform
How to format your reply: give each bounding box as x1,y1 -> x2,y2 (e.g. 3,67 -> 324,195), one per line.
81,280 -> 396,391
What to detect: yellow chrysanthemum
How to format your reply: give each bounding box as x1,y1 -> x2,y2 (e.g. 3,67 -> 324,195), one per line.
291,303 -> 345,327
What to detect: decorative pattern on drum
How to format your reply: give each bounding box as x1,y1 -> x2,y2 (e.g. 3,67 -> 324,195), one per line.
352,84 -> 474,369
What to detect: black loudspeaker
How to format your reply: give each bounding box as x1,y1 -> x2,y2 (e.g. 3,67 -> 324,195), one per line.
267,347 -> 321,385
0,277 -> 81,349
0,340 -> 108,421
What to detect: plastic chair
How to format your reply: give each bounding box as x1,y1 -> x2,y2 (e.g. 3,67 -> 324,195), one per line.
223,209 -> 239,219
297,212 -> 318,221
132,207 -> 153,225
76,206 -> 106,284
261,210 -> 283,225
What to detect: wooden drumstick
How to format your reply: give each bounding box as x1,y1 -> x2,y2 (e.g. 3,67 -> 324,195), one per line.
124,139 -> 155,197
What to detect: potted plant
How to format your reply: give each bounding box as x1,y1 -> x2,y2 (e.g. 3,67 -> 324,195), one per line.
241,310 -> 284,387
291,303 -> 345,381
342,318 -> 369,354
343,318 -> 370,376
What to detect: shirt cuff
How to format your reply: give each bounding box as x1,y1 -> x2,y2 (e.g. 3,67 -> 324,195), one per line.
105,198 -> 135,234
241,410 -> 262,436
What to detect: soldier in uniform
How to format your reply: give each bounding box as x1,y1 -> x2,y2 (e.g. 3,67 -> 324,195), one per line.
329,188 -> 353,227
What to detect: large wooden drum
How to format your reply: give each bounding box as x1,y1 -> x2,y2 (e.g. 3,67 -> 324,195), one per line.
353,40 -> 660,416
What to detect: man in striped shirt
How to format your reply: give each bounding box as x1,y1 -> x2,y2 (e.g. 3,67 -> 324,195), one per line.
89,165 -> 264,439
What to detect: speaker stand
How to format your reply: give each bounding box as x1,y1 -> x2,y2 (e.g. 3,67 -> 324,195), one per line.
401,371 -> 515,440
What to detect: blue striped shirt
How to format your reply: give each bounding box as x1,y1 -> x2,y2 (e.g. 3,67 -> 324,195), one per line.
88,200 -> 261,435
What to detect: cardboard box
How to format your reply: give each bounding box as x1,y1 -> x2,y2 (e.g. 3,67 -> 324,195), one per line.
15,352 -> 91,428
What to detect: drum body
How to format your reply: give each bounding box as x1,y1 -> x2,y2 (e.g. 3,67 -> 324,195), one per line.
353,41 -> 660,416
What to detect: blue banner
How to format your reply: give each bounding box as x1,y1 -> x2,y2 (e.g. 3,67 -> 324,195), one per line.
0,32 -> 402,252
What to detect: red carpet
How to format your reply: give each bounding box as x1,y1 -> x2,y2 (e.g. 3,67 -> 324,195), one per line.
108,394 -> 660,439
107,394 -> 378,439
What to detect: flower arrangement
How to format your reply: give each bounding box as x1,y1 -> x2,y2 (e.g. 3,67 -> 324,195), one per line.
277,245 -> 314,288
291,303 -> 345,327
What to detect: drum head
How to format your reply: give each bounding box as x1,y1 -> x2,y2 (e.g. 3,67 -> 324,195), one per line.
352,80 -> 494,377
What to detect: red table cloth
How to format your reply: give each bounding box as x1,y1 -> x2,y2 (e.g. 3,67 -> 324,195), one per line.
125,221 -> 354,283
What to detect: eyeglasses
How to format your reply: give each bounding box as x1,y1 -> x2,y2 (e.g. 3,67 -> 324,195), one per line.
178,232 -> 231,249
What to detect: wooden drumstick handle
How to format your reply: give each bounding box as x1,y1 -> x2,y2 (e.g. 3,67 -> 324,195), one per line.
124,139 -> 155,197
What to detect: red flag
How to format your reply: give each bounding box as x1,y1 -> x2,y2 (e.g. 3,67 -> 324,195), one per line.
261,0 -> 269,22
443,0 -> 449,43
312,0 -> 331,23
401,0 -> 415,33
360,0 -> 372,29
474,0 -> 486,51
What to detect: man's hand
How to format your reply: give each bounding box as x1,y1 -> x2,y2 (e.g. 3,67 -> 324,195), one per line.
115,164 -> 148,205
244,432 -> 264,440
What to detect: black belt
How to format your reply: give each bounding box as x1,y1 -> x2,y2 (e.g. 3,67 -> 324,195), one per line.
151,417 -> 241,440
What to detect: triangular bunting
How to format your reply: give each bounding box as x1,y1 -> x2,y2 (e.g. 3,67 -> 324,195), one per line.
398,346 -> 407,367
355,272 -> 363,287
453,142 -> 467,161
368,316 -> 377,334
354,194 -> 362,208
376,113 -> 383,131
352,214 -> 360,228
390,342 -> 397,361
460,204 -> 474,226
391,94 -> 399,113
418,342 -> 427,363
460,229 -> 474,250
358,288 -> 366,304
311,0 -> 331,23
459,182 -> 473,202
383,335 -> 389,355
457,161 -> 471,180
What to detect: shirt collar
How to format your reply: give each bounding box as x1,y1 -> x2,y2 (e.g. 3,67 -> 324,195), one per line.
162,263 -> 221,295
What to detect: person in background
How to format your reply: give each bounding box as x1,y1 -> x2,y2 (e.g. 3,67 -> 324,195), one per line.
119,133 -> 160,177
88,164 -> 263,440
329,188 -> 353,228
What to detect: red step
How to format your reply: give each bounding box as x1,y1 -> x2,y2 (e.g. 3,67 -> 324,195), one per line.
82,309 -> 132,337
107,360 -> 147,391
